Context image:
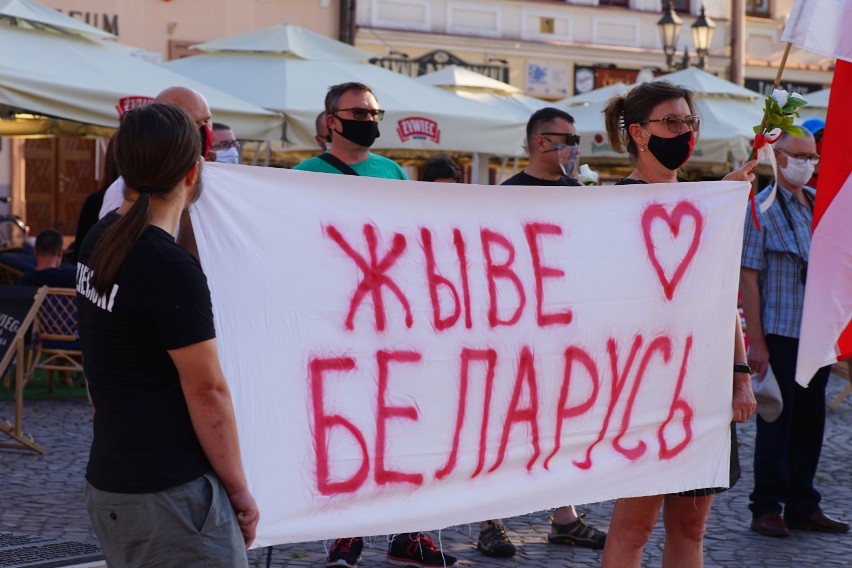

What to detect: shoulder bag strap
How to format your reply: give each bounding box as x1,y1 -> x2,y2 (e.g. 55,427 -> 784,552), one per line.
317,152 -> 360,176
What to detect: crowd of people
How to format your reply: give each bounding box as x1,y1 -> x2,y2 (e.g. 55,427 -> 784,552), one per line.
10,76 -> 847,568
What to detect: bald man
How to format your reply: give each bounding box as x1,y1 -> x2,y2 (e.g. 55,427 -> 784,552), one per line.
314,111 -> 330,151
98,86 -> 212,219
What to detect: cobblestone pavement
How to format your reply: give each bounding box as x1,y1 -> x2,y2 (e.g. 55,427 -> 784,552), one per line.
2,374 -> 850,567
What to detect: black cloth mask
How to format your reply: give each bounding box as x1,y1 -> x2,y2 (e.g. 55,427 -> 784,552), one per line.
335,118 -> 381,147
646,130 -> 695,171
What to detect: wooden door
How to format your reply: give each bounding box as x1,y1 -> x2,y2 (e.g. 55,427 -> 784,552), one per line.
57,138 -> 96,235
23,138 -> 96,236
24,139 -> 56,235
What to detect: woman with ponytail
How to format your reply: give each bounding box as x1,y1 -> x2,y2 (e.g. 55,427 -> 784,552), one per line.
77,103 -> 258,568
600,82 -> 757,568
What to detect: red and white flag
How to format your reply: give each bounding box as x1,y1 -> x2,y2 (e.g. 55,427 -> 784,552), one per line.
781,0 -> 852,61
783,0 -> 852,385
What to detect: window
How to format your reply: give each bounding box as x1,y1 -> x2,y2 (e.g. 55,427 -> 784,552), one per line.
746,0 -> 770,17
599,0 -> 629,7
671,0 -> 691,12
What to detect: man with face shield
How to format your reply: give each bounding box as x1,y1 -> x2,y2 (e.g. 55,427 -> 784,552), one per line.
294,82 -> 407,180
501,107 -> 581,187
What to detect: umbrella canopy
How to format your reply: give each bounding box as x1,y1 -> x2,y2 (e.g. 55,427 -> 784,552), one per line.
0,2 -> 284,139
560,82 -> 633,108
797,87 -> 829,122
0,0 -> 111,38
416,65 -> 550,130
417,64 -> 522,94
195,22 -> 372,62
802,87 -> 830,108
165,24 -> 526,155
657,67 -> 762,101
558,68 -> 764,166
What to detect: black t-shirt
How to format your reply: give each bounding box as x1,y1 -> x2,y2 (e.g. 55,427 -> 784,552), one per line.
19,265 -> 76,288
77,212 -> 215,493
615,176 -> 689,185
501,171 -> 582,186
69,190 -> 106,263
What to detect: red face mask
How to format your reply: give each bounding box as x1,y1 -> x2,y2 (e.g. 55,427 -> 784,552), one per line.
200,123 -> 213,158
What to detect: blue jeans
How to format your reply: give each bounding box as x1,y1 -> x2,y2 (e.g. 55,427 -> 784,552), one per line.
749,334 -> 831,519
86,472 -> 247,568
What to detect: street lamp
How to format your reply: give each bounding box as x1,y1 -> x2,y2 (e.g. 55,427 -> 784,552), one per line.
691,5 -> 716,69
657,2 -> 683,69
657,3 -> 716,70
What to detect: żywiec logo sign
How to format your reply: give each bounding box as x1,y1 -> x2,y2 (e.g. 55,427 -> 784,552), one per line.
115,96 -> 154,118
397,117 -> 441,144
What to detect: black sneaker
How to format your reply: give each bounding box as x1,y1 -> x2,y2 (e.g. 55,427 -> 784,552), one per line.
547,514 -> 607,549
477,521 -> 516,558
387,532 -> 457,567
327,537 -> 363,567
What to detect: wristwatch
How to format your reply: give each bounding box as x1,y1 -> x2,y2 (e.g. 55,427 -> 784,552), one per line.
733,363 -> 752,375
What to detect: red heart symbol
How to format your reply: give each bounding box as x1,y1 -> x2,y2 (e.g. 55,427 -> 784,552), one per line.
641,202 -> 703,301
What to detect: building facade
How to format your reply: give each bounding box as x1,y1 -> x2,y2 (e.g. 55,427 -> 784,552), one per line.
0,0 -> 836,236
355,0 -> 832,97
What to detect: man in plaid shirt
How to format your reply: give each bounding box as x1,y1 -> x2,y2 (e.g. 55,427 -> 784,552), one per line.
740,130 -> 848,538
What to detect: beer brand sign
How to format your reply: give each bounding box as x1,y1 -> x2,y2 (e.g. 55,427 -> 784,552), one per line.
115,96 -> 154,118
397,116 -> 441,143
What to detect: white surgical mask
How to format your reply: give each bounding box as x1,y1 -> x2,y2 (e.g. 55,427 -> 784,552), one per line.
215,147 -> 240,164
780,156 -> 814,187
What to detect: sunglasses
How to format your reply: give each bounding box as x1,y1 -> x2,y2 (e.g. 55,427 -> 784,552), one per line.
541,132 -> 581,147
210,140 -> 240,151
334,107 -> 385,121
640,115 -> 701,134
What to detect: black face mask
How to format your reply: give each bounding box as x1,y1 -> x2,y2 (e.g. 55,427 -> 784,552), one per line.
646,130 -> 694,171
335,118 -> 380,148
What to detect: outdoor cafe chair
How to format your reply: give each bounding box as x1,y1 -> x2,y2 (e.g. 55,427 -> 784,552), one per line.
26,287 -> 84,392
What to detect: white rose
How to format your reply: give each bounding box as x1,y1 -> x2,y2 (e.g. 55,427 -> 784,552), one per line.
771,88 -> 789,108
790,92 -> 805,101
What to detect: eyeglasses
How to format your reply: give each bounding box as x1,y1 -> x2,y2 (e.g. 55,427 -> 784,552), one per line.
210,140 -> 240,151
541,132 -> 581,148
640,115 -> 701,134
779,150 -> 820,165
333,107 -> 385,121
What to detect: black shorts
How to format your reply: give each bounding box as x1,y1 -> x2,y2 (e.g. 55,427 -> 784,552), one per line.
676,422 -> 740,497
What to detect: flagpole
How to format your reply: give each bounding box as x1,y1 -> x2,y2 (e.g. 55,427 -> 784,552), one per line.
747,42 -> 794,228
754,42 -> 794,137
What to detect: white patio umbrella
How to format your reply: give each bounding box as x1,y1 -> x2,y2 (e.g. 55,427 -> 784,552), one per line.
0,0 -> 111,38
0,0 -> 284,139
417,65 -> 551,123
797,87 -> 829,122
163,24 -> 526,156
560,82 -> 633,108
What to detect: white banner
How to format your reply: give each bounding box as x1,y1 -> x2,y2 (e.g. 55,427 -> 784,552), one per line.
191,163 -> 749,546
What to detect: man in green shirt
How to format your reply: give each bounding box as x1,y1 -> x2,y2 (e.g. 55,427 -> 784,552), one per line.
294,82 -> 407,180
304,83 -> 453,568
